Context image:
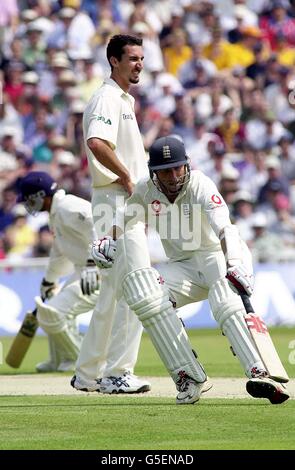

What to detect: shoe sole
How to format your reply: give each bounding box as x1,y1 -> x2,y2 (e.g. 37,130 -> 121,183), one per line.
202,381 -> 213,394
246,380 -> 289,404
100,384 -> 151,394
70,376 -> 100,393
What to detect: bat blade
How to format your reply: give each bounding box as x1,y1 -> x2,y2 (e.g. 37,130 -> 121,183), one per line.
6,310 -> 38,368
245,312 -> 289,383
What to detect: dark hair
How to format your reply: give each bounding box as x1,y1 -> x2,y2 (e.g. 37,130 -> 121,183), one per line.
106,35 -> 142,69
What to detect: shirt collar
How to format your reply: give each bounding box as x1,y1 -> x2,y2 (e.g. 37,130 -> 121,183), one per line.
103,77 -> 135,108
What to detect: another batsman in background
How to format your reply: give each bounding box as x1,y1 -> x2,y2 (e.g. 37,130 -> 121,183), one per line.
71,35 -> 150,394
17,171 -> 99,372
95,136 -> 290,404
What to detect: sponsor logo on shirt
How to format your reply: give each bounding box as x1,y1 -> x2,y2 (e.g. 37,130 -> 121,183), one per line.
95,115 -> 112,125
211,194 -> 222,205
122,113 -> 134,120
151,200 -> 162,215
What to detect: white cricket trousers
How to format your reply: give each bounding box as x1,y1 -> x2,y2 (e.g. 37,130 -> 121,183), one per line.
76,184 -> 143,381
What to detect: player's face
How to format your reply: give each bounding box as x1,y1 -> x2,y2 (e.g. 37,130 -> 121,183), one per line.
116,45 -> 144,87
156,165 -> 186,196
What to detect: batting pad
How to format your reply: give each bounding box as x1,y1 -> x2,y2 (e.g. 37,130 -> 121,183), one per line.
123,267 -> 207,385
209,278 -> 265,378
35,298 -> 81,361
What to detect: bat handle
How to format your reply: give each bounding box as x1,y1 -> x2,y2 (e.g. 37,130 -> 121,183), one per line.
240,292 -> 254,314
31,307 -> 38,317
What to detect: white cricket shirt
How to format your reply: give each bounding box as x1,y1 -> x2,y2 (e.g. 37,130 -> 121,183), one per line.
83,78 -> 148,187
124,170 -> 232,261
45,190 -> 96,282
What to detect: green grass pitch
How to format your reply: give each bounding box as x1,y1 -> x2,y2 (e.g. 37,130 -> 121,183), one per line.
0,328 -> 294,450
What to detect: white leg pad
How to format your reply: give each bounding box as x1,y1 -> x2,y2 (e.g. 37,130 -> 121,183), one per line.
123,267 -> 206,385
36,298 -> 81,361
208,278 -> 265,378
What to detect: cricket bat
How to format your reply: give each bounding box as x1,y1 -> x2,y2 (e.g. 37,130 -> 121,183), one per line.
6,308 -> 39,368
240,292 -> 289,383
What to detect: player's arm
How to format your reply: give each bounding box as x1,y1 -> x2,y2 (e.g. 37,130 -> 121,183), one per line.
41,242 -> 73,299
87,138 -> 133,195
199,174 -> 254,296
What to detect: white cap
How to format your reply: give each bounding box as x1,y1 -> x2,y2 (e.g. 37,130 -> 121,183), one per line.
22,71 -> 39,84
58,69 -> 76,84
266,155 -> 281,170
52,54 -> 70,68
132,22 -> 149,35
56,150 -> 76,166
21,9 -> 38,21
49,135 -> 68,148
59,7 -> 76,19
251,212 -> 267,228
1,126 -> 17,138
70,100 -> 85,114
221,166 -> 239,180
233,190 -> 254,204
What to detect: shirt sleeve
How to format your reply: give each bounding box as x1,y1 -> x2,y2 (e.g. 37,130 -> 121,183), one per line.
45,242 -> 74,283
198,173 -> 232,238
86,93 -> 120,149
63,208 -> 96,261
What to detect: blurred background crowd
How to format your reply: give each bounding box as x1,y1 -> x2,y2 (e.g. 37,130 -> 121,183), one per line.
1,0 -> 295,264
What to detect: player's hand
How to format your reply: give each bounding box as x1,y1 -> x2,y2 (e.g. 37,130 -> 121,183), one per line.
226,264 -> 254,296
40,278 -> 56,300
80,259 -> 99,295
116,175 -> 134,196
92,236 -> 117,269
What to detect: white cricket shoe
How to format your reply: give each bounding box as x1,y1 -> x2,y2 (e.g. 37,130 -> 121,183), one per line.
246,377 -> 290,404
99,372 -> 151,394
57,361 -> 76,372
36,360 -> 57,373
176,378 -> 212,405
70,374 -> 101,392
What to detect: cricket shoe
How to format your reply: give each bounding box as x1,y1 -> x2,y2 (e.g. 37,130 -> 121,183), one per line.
176,377 -> 212,405
57,361 -> 76,372
246,377 -> 290,404
70,374 -> 101,392
99,372 -> 151,394
36,360 -> 58,373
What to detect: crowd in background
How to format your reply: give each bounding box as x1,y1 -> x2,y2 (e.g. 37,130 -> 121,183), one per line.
1,0 -> 295,263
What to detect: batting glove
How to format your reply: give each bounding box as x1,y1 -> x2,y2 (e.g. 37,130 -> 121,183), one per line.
40,278 -> 56,300
80,259 -> 99,295
226,264 -> 254,296
92,236 -> 117,269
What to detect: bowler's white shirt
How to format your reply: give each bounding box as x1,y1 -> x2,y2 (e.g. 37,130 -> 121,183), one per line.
83,78 -> 148,188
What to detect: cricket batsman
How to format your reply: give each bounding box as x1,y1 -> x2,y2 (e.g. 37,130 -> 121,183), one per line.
92,136 -> 290,405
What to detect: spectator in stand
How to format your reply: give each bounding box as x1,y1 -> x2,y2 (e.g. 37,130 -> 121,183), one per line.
250,212 -> 285,263
163,29 -> 192,77
277,134 -> 295,182
0,186 -> 17,234
31,225 -> 53,258
259,0 -> 295,50
3,203 -> 36,259
258,155 -> 290,204
214,107 -> 245,152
